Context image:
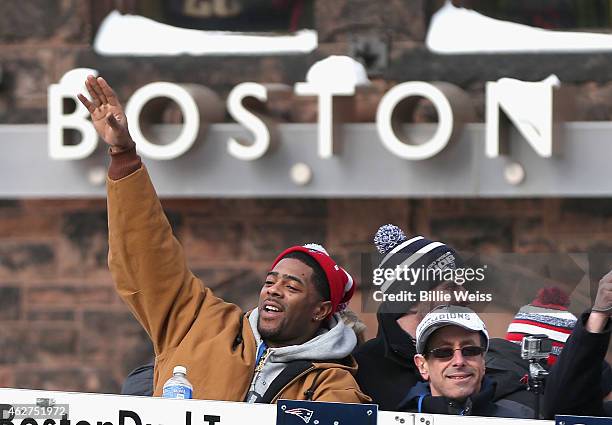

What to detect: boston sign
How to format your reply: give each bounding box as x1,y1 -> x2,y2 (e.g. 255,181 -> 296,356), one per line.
47,57 -> 568,163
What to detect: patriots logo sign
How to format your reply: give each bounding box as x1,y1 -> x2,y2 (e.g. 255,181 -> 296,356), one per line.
278,399 -> 377,425
284,407 -> 314,424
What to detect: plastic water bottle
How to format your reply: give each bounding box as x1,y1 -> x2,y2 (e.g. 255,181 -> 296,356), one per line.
162,365 -> 193,399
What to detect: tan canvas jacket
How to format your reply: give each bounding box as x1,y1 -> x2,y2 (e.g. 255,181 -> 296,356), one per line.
107,166 -> 370,403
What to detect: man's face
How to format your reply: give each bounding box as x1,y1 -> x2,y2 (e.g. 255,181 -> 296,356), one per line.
414,326 -> 486,401
257,258 -> 331,347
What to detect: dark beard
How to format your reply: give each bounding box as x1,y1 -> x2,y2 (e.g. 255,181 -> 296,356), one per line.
257,317 -> 283,343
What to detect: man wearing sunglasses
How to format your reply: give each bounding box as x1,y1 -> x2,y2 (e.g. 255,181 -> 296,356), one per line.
353,224 -> 470,410
398,305 -> 533,418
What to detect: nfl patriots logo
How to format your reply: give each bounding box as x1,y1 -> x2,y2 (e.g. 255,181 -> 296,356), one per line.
277,400 -> 377,425
284,408 -> 314,424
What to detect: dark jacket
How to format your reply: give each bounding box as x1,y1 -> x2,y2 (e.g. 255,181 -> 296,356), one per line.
352,312 -> 533,411
398,378 -> 534,418
487,323 -> 612,418
485,338 -> 536,410
353,310 -> 421,410
121,362 -> 154,396
543,311 -> 612,418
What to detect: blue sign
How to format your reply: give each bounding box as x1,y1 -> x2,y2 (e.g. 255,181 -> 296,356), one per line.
277,399 -> 378,425
557,415 -> 612,425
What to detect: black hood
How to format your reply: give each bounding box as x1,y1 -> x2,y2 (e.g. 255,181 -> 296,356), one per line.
376,302 -> 418,367
486,338 -> 528,376
485,338 -> 533,405
352,302 -> 423,410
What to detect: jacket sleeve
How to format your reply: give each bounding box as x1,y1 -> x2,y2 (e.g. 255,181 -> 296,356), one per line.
107,166 -> 240,356
543,311 -> 611,418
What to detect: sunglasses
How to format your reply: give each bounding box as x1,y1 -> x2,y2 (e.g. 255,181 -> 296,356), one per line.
427,345 -> 485,360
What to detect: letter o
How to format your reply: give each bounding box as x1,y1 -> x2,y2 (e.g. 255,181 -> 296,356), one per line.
376,82 -> 453,160
126,82 -> 200,160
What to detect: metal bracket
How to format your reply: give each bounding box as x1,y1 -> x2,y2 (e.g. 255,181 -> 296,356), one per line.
414,414 -> 434,425
392,413 -> 416,425
348,34 -> 388,76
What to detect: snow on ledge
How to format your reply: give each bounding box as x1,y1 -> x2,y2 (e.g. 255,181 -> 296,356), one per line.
94,10 -> 318,56
427,1 -> 612,54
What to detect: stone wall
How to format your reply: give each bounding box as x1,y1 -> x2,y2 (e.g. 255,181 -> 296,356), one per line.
1,0 -> 612,393
4,1 -> 612,124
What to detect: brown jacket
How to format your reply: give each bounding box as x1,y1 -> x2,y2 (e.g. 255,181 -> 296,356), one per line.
107,166 -> 369,403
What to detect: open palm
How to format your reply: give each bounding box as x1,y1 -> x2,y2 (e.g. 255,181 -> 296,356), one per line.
77,75 -> 133,149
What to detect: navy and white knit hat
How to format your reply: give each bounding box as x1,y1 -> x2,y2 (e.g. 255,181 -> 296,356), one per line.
374,224 -> 464,314
506,287 -> 577,365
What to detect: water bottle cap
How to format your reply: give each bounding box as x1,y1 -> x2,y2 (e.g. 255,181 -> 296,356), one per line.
173,365 -> 187,375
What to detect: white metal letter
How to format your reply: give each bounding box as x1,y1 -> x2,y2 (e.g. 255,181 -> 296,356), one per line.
376,82 -> 454,160
227,83 -> 270,161
486,75 -> 560,158
295,56 -> 368,158
125,82 -> 201,160
48,68 -> 99,160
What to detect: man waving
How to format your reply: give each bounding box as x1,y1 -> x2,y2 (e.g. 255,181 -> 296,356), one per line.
77,76 -> 368,403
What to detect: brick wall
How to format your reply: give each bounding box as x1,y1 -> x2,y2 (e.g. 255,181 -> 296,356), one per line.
2,0 -> 612,393
2,196 -> 612,392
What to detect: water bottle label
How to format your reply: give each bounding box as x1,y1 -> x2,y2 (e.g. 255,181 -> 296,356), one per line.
162,385 -> 192,399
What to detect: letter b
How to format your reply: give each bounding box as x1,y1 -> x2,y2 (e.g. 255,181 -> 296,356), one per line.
119,411 -> 142,425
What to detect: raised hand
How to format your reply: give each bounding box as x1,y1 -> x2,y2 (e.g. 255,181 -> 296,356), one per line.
77,75 -> 134,152
586,269 -> 612,333
593,269 -> 612,313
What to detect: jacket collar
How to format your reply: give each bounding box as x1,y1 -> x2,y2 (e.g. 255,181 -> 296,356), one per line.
398,377 -> 497,415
